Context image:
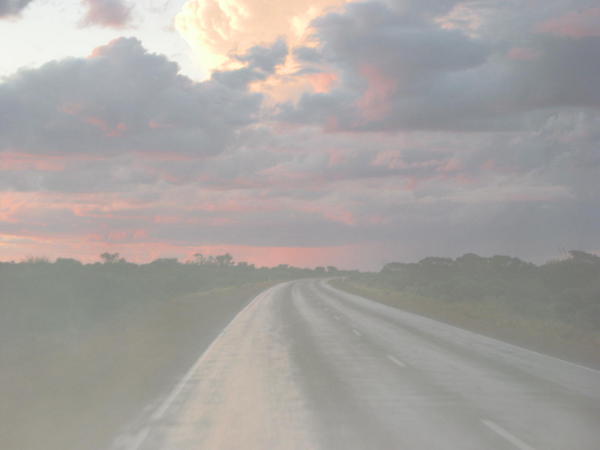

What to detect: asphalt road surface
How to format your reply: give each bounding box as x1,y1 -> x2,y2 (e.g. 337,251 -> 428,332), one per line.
115,279 -> 600,450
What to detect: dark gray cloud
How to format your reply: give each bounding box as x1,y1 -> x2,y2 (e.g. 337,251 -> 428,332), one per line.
382,0 -> 464,19
237,38 -> 288,74
280,1 -> 600,132
2,0 -> 600,268
0,0 -> 33,17
0,0 -> 133,26
0,37 -> 264,155
212,39 -> 289,89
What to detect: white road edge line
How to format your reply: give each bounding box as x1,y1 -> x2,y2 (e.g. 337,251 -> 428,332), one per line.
481,419 -> 535,450
323,280 -> 600,375
387,355 -> 407,368
125,287 -> 276,450
127,427 -> 150,450
352,329 -> 362,337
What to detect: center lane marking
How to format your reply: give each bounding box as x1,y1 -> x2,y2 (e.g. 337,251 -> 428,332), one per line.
481,419 -> 535,450
386,355 -> 407,368
352,329 -> 362,337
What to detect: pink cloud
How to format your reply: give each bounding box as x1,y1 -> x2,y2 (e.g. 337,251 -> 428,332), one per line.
324,115 -> 340,132
327,148 -> 347,166
481,159 -> 496,171
88,229 -> 149,243
0,232 -> 372,269
357,64 -> 397,122
0,188 -> 376,268
306,72 -> 339,93
61,100 -> 129,138
438,158 -> 462,173
148,120 -> 173,130
404,176 -> 419,191
84,116 -> 128,137
0,193 -> 29,223
81,0 -> 132,29
293,202 -> 358,226
371,150 -> 445,172
188,244 -> 367,269
60,102 -> 84,115
324,210 -> 356,226
0,152 -> 66,171
507,47 -> 539,61
537,7 -> 600,38
371,150 -> 406,170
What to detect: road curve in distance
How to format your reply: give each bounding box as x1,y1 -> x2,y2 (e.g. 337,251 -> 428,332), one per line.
114,279 -> 600,450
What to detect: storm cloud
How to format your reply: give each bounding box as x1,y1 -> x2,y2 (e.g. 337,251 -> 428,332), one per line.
0,37 -> 264,156
0,0 -> 33,17
1,0 -> 599,268
281,1 -> 600,132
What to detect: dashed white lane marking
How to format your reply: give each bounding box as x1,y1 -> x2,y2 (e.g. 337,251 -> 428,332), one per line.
386,355 -> 407,368
127,427 -> 151,450
334,314 -> 341,321
352,329 -> 362,337
481,419 -> 535,450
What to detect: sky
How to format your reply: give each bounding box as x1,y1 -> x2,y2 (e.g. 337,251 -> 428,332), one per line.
0,0 -> 599,270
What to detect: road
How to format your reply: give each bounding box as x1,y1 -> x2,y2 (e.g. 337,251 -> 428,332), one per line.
115,279 -> 600,450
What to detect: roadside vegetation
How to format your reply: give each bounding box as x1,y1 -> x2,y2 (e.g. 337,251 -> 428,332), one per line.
0,253 -> 342,450
333,251 -> 600,369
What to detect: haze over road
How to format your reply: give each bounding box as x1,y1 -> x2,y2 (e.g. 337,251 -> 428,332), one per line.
117,279 -> 600,450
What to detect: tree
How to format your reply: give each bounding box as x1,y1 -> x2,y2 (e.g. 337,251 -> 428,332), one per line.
192,253 -> 207,265
215,253 -> 234,267
55,258 -> 82,266
419,257 -> 453,267
381,262 -> 407,273
568,250 -> 600,264
100,252 -> 124,264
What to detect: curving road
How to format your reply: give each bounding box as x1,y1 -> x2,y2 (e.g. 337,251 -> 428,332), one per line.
115,279 -> 600,450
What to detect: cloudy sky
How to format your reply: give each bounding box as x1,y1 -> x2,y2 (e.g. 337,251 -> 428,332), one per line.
0,0 -> 599,269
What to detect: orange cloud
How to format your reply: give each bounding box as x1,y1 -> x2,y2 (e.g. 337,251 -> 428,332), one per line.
175,0 -> 348,74
307,72 -> 339,93
175,0 -> 349,104
245,70 -> 338,105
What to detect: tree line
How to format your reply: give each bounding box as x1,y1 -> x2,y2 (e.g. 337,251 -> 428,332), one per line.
356,250 -> 600,330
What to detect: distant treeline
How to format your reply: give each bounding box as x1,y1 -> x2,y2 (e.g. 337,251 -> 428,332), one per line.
0,253 -> 347,450
372,251 -> 600,330
337,250 -> 600,367
0,252 -> 346,344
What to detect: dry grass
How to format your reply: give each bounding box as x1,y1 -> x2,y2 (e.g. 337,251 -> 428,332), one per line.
1,282 -> 273,450
332,279 -> 600,369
